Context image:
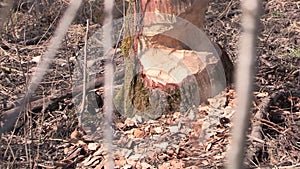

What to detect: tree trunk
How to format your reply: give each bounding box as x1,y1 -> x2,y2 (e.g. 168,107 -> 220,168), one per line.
114,0 -> 233,119
0,0 -> 13,33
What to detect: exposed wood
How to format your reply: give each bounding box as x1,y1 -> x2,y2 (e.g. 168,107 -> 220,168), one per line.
138,0 -> 227,104
139,42 -> 221,101
138,0 -> 225,93
115,0 -> 233,119
140,0 -> 208,28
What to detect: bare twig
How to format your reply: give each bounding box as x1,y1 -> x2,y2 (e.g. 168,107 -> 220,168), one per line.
226,0 -> 262,168
259,118 -> 300,140
251,96 -> 270,141
2,70 -> 124,121
0,0 -> 83,133
246,96 -> 271,165
103,0 -> 115,168
78,19 -> 89,127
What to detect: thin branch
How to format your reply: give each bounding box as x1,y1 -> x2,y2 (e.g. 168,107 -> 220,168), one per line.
103,0 -> 115,168
78,19 -> 89,127
226,0 -> 262,168
246,96 -> 271,165
2,70 -> 125,122
0,0 -> 83,133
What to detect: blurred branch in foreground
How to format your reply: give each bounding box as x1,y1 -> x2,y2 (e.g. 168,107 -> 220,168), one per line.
226,0 -> 262,168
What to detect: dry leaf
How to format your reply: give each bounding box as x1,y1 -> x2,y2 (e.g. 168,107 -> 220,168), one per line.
154,126 -> 164,134
140,162 -> 152,169
88,142 -> 100,151
115,157 -> 127,167
170,159 -> 185,168
158,162 -> 171,169
31,55 -> 41,63
255,92 -> 269,97
124,118 -> 136,127
70,130 -> 80,140
133,128 -> 146,138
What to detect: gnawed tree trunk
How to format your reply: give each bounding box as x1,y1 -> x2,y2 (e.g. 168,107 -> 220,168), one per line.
114,0 -> 233,119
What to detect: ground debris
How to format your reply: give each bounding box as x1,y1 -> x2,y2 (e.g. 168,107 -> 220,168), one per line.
0,0 -> 299,168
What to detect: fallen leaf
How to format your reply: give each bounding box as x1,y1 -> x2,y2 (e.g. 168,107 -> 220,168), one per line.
31,55 -> 41,63
115,156 -> 127,167
125,118 -> 136,127
153,142 -> 168,149
88,142 -> 100,151
170,159 -> 185,168
133,128 -> 146,138
154,126 -> 164,133
141,162 -> 152,169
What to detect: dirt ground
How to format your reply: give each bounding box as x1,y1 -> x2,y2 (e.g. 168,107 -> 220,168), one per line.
0,0 -> 299,168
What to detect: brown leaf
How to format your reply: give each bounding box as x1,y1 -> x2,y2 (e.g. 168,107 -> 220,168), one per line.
170,159 -> 185,168
70,129 -> 81,140
115,157 -> 127,167
133,128 -> 146,138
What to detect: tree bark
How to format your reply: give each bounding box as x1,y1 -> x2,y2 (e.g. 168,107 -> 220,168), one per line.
0,0 -> 13,33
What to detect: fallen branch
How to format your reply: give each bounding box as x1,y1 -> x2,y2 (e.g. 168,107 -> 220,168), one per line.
259,117 -> 300,140
0,70 -> 124,133
0,0 -> 82,133
246,95 -> 271,165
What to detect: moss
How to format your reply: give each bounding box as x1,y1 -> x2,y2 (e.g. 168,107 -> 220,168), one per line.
121,36 -> 133,57
165,87 -> 181,112
114,85 -> 125,113
131,76 -> 151,112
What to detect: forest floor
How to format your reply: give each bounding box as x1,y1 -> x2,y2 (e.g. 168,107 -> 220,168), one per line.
0,0 -> 299,168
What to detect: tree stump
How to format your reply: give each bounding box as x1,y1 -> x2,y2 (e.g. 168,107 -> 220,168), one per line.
114,0 -> 233,119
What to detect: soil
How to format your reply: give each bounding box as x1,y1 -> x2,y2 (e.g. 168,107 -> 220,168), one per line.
0,0 -> 299,168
